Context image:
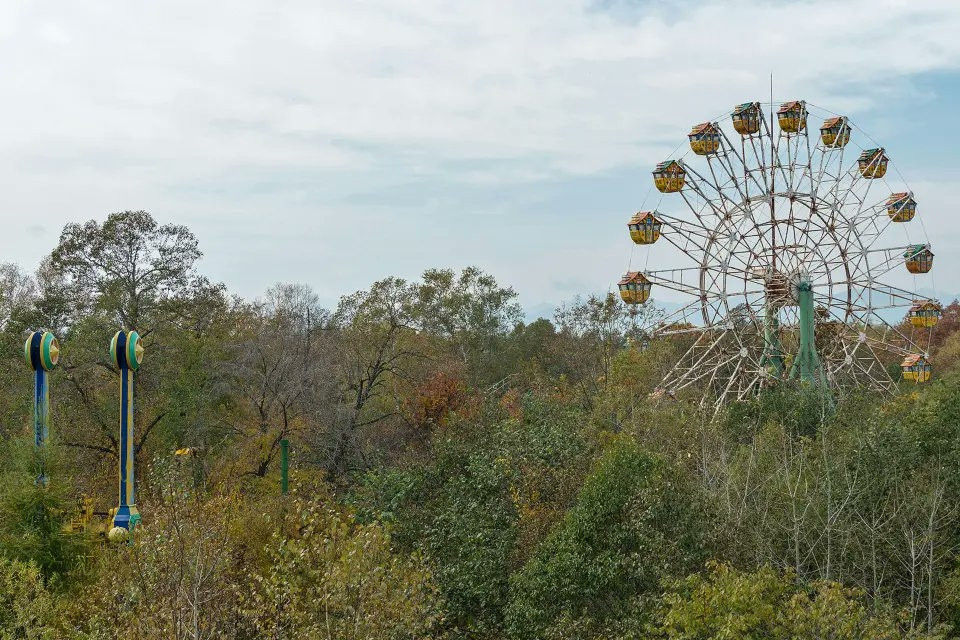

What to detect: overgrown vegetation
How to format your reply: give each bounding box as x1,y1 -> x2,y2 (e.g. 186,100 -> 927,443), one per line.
2,210 -> 960,638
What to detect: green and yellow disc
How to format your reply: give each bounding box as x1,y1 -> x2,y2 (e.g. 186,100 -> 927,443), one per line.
24,331 -> 60,371
110,330 -> 144,370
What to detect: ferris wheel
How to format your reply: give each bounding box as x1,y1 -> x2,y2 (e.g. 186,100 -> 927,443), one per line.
618,100 -> 941,411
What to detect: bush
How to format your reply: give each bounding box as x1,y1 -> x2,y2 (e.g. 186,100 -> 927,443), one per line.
0,557 -> 57,639
652,563 -> 945,639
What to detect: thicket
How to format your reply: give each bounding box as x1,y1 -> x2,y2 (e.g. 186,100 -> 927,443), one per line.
1,210 -> 959,638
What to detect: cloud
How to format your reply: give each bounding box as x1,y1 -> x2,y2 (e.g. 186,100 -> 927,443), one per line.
1,0 -> 959,312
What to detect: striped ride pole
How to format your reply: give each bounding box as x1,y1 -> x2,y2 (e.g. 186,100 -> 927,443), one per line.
23,331 -> 59,485
108,330 -> 144,543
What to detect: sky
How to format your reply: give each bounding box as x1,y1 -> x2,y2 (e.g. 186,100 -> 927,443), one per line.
3,0 -> 960,320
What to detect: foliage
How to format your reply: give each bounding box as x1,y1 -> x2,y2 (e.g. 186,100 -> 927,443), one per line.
65,461 -> 246,639
0,558 -> 57,639
242,495 -> 445,640
652,563 -> 945,639
505,438 -> 710,639
65,463 -> 443,640
49,210 -> 205,332
0,439 -> 87,581
5,213 -> 960,638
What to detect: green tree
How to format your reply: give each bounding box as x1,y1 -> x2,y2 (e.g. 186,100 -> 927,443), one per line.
414,266 -> 523,382
0,439 -> 87,581
49,210 -> 206,333
505,438 -> 709,639
553,294 -> 663,410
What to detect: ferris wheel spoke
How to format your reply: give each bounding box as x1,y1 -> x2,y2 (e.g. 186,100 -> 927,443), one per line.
644,267 -> 764,309
820,170 -> 864,225
652,298 -> 718,335
662,333 -> 744,399
656,216 -> 713,264
700,160 -> 752,219
680,171 -> 733,223
861,310 -> 927,356
717,129 -> 767,196
859,244 -> 927,281
840,201 -> 892,250
850,279 -> 922,312
706,154 -> 751,209
709,353 -> 749,410
837,175 -> 882,243
822,336 -> 895,392
781,130 -> 811,195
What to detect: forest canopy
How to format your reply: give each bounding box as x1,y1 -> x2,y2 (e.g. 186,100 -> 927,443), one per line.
2,211 -> 960,639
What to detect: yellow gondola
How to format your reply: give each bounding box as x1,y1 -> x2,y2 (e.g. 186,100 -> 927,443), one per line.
628,211 -> 663,245
820,116 -> 850,148
909,300 -> 942,328
653,160 -> 685,193
618,272 -> 652,305
688,122 -> 721,155
858,148 -> 888,179
904,245 -> 934,274
777,100 -> 806,133
886,192 -> 916,222
731,102 -> 762,136
901,354 -> 932,383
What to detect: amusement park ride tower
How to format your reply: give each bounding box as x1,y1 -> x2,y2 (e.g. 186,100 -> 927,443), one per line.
24,331 -> 59,484
620,100 -> 939,411
109,330 -> 145,540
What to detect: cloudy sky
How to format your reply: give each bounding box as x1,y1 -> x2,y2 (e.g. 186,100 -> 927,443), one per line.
3,0 -> 960,318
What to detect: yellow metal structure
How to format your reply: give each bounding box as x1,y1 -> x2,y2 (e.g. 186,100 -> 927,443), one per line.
688,122 -> 721,155
65,495 -> 95,533
901,354 -> 932,383
618,271 -> 652,304
904,245 -> 934,274
886,192 -> 916,222
909,300 -> 942,328
653,160 -> 685,193
820,116 -> 850,147
731,102 -> 761,135
858,148 -> 888,179
628,211 -> 662,245
63,495 -> 114,539
777,100 -> 806,133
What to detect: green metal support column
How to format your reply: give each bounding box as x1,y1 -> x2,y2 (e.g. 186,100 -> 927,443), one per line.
788,280 -> 826,386
760,303 -> 785,379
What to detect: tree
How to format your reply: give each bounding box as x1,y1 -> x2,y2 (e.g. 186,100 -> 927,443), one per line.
0,439 -> 87,581
225,283 -> 334,478
0,263 -> 35,332
319,277 -> 425,480
505,438 -> 709,639
553,294 -> 663,410
414,267 -> 523,380
49,210 -> 204,333
68,462 -> 242,640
